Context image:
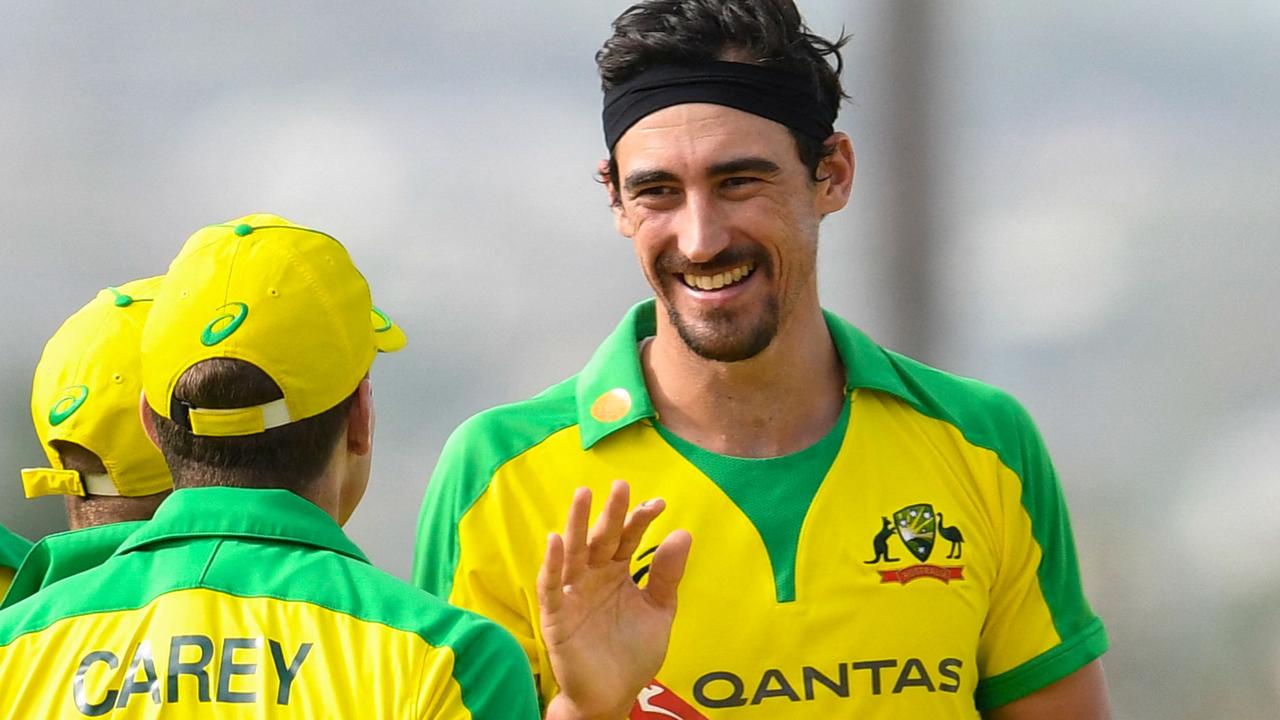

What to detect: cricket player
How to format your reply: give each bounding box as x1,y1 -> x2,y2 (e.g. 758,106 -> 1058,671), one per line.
413,1 -> 1110,718
0,214 -> 539,718
3,277 -> 174,610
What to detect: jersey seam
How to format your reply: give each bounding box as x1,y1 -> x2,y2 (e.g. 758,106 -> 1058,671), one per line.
0,583 -> 452,653
446,418 -> 580,600
484,418 -> 581,488
196,539 -> 224,585
413,641 -> 429,718
195,582 -> 464,650
0,581 -> 231,647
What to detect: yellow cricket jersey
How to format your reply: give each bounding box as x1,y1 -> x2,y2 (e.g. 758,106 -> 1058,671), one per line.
413,300 -> 1108,718
0,520 -> 143,611
0,524 -> 32,605
0,487 -> 539,719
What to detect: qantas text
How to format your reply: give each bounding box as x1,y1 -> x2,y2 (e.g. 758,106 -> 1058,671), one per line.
692,657 -> 963,708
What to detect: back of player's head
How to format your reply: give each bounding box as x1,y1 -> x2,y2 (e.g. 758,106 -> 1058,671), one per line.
141,214 -> 404,492
22,277 -> 173,527
149,358 -> 356,492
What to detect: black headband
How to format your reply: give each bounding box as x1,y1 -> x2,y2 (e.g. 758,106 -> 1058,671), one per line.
602,61 -> 835,151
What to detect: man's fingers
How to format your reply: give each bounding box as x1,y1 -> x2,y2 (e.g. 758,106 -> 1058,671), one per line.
613,497 -> 666,561
560,487 -> 592,586
643,529 -> 692,610
537,532 -> 565,615
586,480 -> 630,567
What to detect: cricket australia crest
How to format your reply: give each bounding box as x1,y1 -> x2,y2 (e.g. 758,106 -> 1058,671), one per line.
894,503 -> 937,562
865,502 -> 966,585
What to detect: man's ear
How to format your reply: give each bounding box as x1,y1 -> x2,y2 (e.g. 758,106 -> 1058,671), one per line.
139,393 -> 161,449
815,132 -> 855,216
599,158 -> 637,238
598,158 -> 619,206
347,378 -> 373,456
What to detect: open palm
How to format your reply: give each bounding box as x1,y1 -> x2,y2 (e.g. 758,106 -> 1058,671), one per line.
539,481 -> 693,720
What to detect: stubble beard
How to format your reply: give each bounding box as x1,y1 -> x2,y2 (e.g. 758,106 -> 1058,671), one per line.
666,295 -> 780,363
655,255 -> 780,363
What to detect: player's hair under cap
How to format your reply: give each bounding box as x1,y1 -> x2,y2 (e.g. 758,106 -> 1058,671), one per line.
141,214 -> 406,437
22,276 -> 173,498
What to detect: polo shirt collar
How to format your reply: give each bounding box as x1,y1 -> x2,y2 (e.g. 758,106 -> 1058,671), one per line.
575,298 -> 914,449
116,487 -> 369,564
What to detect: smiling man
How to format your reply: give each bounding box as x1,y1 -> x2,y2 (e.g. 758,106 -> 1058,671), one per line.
414,1 -> 1110,718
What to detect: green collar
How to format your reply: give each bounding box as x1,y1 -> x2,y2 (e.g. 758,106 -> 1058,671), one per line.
575,298 -> 915,449
116,487 -> 369,564
0,523 -> 32,570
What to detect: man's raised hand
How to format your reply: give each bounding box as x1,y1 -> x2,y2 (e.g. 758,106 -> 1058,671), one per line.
539,480 -> 693,720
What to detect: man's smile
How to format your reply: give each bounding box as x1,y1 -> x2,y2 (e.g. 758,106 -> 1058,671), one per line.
678,262 -> 757,291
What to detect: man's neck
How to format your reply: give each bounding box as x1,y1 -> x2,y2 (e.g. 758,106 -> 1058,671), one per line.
641,305 -> 845,458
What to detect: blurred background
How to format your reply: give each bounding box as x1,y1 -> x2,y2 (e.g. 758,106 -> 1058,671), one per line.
1,1 -> 1277,717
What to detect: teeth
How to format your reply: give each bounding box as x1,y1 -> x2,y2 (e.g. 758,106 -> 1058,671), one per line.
683,263 -> 755,291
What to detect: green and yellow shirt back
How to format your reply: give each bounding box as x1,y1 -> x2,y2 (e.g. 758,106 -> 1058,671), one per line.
414,300 -> 1107,718
0,524 -> 31,605
1,520 -> 143,611
0,487 -> 539,719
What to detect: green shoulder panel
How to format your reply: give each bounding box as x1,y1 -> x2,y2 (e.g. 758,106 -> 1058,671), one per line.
412,375 -> 581,600
873,350 -> 1107,705
880,351 -> 1098,629
0,521 -> 144,610
0,525 -> 31,573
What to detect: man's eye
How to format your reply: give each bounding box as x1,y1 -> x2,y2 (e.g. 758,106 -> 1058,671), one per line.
722,176 -> 759,188
634,186 -> 678,199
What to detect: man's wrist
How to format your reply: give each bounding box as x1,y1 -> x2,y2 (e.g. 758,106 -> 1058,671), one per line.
544,692 -> 633,720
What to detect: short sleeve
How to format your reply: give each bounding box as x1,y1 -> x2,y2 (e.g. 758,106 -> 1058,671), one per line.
975,402 -> 1108,710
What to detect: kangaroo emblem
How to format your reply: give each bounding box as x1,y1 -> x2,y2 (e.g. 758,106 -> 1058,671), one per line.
937,512 -> 965,559
864,516 -> 900,564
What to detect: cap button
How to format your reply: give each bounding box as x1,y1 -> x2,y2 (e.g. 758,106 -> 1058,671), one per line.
234,223 -> 253,237
590,388 -> 632,423
107,287 -> 132,307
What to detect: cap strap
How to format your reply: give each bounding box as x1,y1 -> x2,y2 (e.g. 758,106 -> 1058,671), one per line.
81,473 -> 121,497
20,468 -> 120,498
187,398 -> 292,437
21,468 -> 83,498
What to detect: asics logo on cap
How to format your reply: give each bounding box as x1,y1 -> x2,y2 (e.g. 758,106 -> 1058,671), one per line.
48,385 -> 89,426
200,303 -> 249,347
372,306 -> 393,333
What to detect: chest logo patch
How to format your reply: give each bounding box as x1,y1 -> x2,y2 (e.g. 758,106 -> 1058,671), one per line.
864,503 -> 965,585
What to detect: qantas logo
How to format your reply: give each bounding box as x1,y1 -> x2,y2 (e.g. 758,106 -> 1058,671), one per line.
630,681 -> 707,720
628,658 -> 964,714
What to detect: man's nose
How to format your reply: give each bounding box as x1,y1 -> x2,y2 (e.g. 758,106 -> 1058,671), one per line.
674,194 -> 731,264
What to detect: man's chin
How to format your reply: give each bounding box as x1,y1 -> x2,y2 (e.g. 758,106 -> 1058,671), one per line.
670,314 -> 776,363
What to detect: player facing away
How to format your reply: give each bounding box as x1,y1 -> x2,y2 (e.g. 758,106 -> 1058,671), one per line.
0,215 -> 540,719
3,277 -> 175,610
413,1 -> 1111,718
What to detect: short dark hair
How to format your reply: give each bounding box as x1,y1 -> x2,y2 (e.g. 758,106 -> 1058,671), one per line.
150,359 -> 354,493
52,441 -> 169,529
597,0 -> 850,191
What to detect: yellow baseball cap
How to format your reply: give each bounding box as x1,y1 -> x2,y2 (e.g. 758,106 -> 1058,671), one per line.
141,213 -> 405,437
22,276 -> 174,499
